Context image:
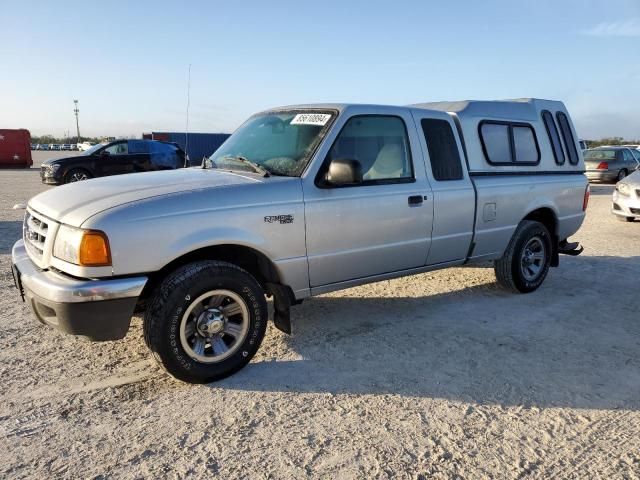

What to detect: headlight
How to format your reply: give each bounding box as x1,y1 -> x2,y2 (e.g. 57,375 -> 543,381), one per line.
53,225 -> 111,266
616,183 -> 630,196
49,164 -> 61,172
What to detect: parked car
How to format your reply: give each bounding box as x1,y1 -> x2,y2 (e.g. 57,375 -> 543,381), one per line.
48,144 -> 60,151
37,144 -> 49,150
77,141 -> 95,151
612,170 -> 640,222
61,144 -> 72,151
579,139 -> 589,151
40,139 -> 188,184
70,144 -> 79,151
12,98 -> 587,383
584,147 -> 640,183
30,144 -> 36,150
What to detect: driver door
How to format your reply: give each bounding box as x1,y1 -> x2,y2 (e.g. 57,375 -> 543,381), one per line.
302,109 -> 433,288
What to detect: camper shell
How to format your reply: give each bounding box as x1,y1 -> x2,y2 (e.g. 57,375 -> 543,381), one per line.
412,98 -> 583,174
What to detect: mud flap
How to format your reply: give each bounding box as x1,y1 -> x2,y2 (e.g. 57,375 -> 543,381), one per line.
559,239 -> 584,257
265,283 -> 292,334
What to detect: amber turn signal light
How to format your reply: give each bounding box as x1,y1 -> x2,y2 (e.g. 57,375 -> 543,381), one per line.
79,231 -> 112,266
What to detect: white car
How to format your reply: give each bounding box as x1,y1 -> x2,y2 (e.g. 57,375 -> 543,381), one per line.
612,170 -> 640,222
77,142 -> 95,151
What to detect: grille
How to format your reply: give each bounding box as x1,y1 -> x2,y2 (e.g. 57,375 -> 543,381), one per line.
23,210 -> 49,260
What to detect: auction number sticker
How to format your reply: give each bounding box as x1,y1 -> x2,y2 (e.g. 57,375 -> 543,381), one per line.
290,113 -> 332,126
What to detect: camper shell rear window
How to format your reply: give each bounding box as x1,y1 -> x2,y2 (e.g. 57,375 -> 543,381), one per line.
478,120 -> 540,166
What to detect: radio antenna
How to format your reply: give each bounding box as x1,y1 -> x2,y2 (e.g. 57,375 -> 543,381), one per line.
185,64 -> 191,165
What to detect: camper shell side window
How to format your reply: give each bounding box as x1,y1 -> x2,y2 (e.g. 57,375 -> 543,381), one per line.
478,120 -> 540,166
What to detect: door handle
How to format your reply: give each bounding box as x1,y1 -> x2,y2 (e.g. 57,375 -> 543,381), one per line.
408,195 -> 423,205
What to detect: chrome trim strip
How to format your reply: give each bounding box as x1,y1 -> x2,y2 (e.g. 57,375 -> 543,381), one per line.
12,240 -> 147,303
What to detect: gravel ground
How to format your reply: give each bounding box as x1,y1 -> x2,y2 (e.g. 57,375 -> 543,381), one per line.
1,153 -> 639,479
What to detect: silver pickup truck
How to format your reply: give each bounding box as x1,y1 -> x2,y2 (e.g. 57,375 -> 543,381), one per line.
12,99 -> 588,383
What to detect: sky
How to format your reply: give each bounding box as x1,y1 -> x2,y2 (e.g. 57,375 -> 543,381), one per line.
1,0 -> 639,140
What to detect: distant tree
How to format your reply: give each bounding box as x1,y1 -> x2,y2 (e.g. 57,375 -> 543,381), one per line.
586,137 -> 640,148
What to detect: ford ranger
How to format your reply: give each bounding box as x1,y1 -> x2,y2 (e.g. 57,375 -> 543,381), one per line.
11,99 -> 588,383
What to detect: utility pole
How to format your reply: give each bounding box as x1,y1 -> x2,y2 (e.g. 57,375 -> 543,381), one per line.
73,99 -> 80,142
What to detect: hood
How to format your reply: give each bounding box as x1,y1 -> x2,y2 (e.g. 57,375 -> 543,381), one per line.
29,168 -> 263,226
42,156 -> 76,166
619,169 -> 640,187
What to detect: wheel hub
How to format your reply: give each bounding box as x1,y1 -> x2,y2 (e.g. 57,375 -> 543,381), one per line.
196,309 -> 225,337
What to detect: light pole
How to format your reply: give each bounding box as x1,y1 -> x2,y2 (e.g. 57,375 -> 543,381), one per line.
73,99 -> 80,142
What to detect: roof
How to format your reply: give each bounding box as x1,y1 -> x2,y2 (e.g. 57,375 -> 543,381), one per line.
411,98 -> 564,122
257,99 -> 569,123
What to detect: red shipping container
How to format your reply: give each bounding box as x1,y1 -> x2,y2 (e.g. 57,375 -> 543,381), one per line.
0,129 -> 33,168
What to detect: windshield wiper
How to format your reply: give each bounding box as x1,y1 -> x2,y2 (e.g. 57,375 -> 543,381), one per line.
215,156 -> 270,177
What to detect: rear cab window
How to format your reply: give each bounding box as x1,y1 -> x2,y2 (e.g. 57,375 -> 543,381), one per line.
420,118 -> 463,181
584,150 -> 616,160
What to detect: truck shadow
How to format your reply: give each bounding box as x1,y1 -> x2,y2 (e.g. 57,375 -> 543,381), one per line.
219,255 -> 640,411
0,221 -> 22,254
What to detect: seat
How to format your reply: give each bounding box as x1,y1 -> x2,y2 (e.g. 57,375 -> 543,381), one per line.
364,144 -> 405,180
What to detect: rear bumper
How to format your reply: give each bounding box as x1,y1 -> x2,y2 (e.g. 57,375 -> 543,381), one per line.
12,239 -> 148,341
586,170 -> 617,182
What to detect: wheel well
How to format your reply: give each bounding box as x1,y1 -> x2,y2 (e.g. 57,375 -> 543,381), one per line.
523,208 -> 557,237
139,245 -> 282,304
523,207 -> 559,267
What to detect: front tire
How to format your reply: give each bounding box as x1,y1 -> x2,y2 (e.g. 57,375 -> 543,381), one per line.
617,215 -> 635,222
144,261 -> 268,383
616,169 -> 628,182
494,220 -> 552,293
64,168 -> 92,183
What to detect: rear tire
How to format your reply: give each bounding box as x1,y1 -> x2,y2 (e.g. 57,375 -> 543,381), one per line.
494,220 -> 552,293
64,168 -> 92,183
144,261 -> 268,383
617,216 -> 635,222
616,169 -> 628,182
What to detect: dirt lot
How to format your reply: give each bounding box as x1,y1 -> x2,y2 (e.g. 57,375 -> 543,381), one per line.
1,153 -> 639,479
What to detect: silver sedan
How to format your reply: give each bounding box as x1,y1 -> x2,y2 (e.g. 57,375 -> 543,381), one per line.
612,170 -> 640,222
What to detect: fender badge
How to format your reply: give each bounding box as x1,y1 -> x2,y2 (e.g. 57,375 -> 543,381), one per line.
264,215 -> 294,224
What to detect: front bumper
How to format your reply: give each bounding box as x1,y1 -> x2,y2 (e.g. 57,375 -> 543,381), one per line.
40,167 -> 63,185
586,170 -> 618,182
612,190 -> 640,219
12,240 -> 148,341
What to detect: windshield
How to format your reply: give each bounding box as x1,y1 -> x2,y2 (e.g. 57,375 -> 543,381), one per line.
81,143 -> 105,156
584,149 -> 616,160
208,110 -> 335,176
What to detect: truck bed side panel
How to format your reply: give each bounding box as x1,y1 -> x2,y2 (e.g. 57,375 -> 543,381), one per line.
469,173 -> 587,260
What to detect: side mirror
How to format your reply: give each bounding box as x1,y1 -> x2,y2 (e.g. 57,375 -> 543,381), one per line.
325,158 -> 363,186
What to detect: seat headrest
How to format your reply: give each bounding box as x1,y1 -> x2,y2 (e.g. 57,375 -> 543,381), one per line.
365,144 -> 404,179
